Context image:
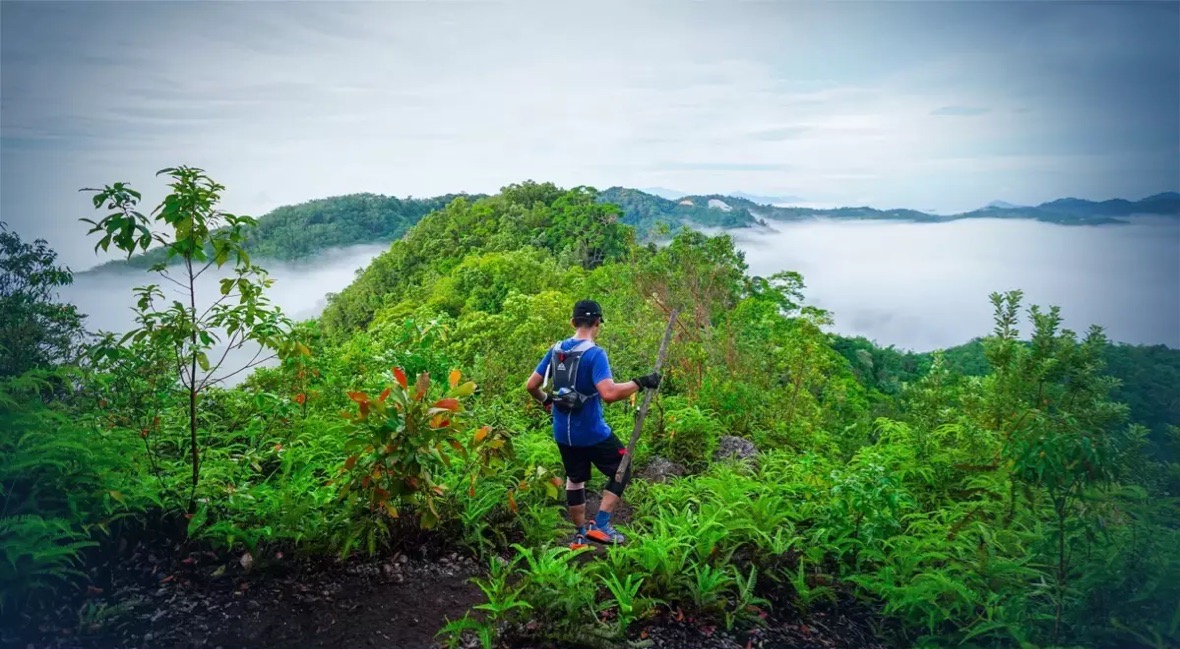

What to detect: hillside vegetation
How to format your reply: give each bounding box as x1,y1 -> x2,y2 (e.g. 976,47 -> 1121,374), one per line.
831,336 -> 1180,463
3,168 -> 1178,649
84,192 -> 474,272
84,187 -> 1180,274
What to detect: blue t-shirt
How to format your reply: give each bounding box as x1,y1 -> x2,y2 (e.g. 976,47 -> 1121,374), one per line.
535,338 -> 613,447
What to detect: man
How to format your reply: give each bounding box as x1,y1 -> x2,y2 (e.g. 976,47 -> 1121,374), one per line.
526,299 -> 661,548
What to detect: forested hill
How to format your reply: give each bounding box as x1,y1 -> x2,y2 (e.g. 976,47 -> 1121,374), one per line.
83,186 -> 1180,273
831,334 -> 1180,460
84,192 -> 478,272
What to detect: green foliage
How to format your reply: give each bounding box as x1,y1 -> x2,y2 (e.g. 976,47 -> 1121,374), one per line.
89,192 -> 473,271
984,290 -> 1136,643
864,334 -> 1180,465
336,367 -> 497,530
5,174 -> 1177,649
651,397 -> 721,471
0,370 -> 145,615
81,166 -> 299,511
597,187 -> 761,235
0,515 -> 96,615
320,181 -> 632,337
0,223 -> 87,378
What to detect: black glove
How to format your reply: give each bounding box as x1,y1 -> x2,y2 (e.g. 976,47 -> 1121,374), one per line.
632,372 -> 661,390
541,393 -> 554,412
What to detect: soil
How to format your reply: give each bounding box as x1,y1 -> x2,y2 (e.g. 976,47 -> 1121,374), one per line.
4,543 -> 485,649
5,499 -> 889,649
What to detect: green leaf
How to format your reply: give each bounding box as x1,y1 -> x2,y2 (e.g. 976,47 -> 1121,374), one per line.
187,505 -> 209,536
196,352 -> 210,371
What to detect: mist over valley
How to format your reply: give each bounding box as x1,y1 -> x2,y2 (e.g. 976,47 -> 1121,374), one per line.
63,214 -> 1180,363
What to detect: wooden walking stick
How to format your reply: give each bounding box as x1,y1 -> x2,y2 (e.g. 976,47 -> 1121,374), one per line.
615,308 -> 679,483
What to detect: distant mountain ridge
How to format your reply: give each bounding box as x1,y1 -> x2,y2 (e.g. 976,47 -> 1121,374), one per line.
601,187 -> 1180,234
84,186 -> 1180,273
726,191 -> 807,205
983,200 -> 1024,210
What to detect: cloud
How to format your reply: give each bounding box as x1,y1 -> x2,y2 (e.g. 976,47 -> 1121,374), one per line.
931,106 -> 991,116
748,126 -> 812,141
1,1 -> 1177,269
654,162 -> 795,172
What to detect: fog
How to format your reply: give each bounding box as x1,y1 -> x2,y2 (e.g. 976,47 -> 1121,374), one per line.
61,244 -> 389,384
58,218 -> 1179,386
724,216 -> 1180,351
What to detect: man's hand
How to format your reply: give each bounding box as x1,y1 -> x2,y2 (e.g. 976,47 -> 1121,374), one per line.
631,372 -> 661,390
542,393 -> 553,413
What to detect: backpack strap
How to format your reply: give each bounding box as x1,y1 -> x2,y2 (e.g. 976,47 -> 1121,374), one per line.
541,341 -> 564,389
541,339 -> 596,390
568,340 -> 596,353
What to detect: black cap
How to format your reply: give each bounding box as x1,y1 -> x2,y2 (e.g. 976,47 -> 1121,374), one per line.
572,299 -> 604,323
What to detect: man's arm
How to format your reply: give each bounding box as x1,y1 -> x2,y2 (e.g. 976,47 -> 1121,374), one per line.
595,377 -> 642,404
592,349 -> 660,403
526,371 -> 548,404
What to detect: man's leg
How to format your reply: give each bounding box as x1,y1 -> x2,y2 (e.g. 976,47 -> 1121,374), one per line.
557,442 -> 592,547
567,478 -> 587,527
585,435 -> 631,544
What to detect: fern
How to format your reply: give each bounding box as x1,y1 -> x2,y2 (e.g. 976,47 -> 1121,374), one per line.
0,514 -> 96,613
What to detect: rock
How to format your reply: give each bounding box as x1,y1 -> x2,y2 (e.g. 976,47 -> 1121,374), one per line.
246,600 -> 261,611
713,436 -> 758,463
636,456 -> 686,483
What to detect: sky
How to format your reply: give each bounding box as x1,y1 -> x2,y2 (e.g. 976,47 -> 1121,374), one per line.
2,0 -> 1178,270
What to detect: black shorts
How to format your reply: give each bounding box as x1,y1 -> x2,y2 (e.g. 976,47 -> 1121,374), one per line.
557,434 -> 627,485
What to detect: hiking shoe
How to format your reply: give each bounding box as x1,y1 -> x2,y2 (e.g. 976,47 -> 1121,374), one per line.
585,522 -> 625,545
569,530 -> 588,550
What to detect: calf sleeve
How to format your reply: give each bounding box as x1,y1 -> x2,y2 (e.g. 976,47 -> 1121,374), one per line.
566,479 -> 586,506
604,463 -> 631,497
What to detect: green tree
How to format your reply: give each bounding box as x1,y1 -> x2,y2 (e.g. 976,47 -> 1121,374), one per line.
980,290 -> 1133,643
81,167 -> 298,512
0,223 -> 87,378
547,186 -> 633,270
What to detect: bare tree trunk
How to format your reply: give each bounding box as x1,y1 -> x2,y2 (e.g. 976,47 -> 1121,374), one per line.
186,258 -> 200,513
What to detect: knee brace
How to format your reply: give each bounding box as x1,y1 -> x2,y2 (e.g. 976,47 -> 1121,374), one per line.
566,479 -> 586,506
604,465 -> 631,497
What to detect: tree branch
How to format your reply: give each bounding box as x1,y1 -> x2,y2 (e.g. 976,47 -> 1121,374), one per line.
199,291 -> 241,322
173,343 -> 191,391
193,255 -> 217,281
198,329 -> 244,391
158,271 -> 188,291
204,350 -> 277,388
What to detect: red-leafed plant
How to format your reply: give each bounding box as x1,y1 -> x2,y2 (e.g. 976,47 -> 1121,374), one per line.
335,367 -> 513,532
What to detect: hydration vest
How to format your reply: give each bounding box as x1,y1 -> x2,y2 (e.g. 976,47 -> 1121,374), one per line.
543,339 -> 598,413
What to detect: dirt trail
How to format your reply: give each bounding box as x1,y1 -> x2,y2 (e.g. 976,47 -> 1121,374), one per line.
8,499 -> 887,649
7,550 -> 484,649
